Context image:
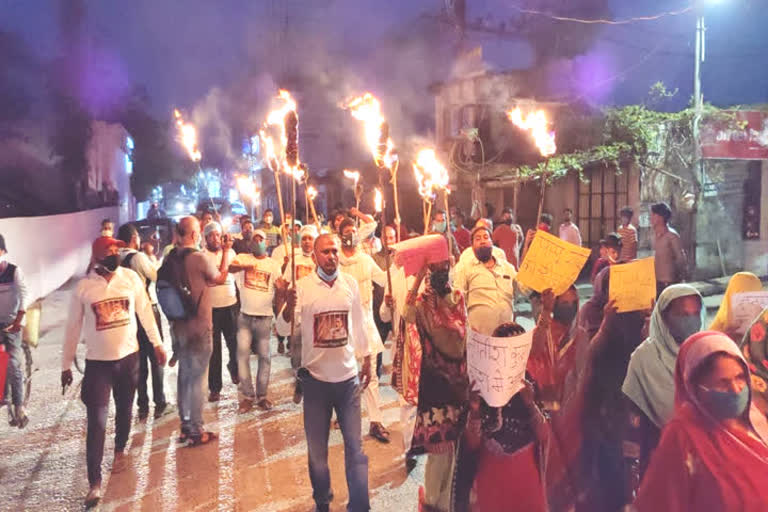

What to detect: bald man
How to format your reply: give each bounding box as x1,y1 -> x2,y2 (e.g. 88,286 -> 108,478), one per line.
170,216 -> 232,445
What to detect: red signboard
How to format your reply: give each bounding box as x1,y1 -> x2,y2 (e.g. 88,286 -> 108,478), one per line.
701,111 -> 768,160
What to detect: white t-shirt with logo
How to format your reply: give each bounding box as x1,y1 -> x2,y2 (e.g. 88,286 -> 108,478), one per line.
202,248 -> 238,308
233,254 -> 282,316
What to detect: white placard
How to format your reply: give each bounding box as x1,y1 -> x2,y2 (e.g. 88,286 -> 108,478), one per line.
731,292 -> 768,334
466,329 -> 534,407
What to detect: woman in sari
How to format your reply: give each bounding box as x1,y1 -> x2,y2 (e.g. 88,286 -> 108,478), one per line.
635,331 -> 768,511
709,271 -> 762,341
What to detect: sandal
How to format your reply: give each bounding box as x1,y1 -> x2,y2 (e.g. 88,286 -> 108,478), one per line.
187,431 -> 218,447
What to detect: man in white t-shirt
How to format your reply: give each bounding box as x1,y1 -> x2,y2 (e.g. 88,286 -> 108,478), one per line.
201,221 -> 239,402
558,208 -> 582,247
231,229 -> 285,412
279,234 -> 371,512
338,217 -> 390,444
61,236 -> 166,507
283,224 -> 318,403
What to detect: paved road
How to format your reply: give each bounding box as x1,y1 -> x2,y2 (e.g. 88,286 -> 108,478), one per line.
0,279 -> 721,511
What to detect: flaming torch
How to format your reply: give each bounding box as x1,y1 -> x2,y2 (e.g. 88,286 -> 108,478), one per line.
343,169 -> 362,211
373,187 -> 394,295
345,93 -> 401,241
174,108 -> 216,213
413,149 -> 452,257
507,107 -> 556,227
307,185 -> 321,229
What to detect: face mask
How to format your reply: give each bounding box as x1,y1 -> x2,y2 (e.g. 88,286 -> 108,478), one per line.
292,233 -> 301,245
553,302 -> 578,325
432,221 -> 447,233
317,266 -> 339,283
429,270 -> 450,295
667,314 -> 702,344
341,233 -> 359,248
101,228 -> 113,237
450,220 -> 457,230
99,254 -> 119,273
474,246 -> 492,262
698,385 -> 749,420
252,241 -> 267,256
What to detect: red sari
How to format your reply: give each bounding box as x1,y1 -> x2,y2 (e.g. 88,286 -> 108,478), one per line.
635,331 -> 768,512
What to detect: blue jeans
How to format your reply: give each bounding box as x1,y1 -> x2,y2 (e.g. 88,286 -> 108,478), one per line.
1,328 -> 22,406
174,325 -> 212,437
301,372 -> 370,511
236,314 -> 272,400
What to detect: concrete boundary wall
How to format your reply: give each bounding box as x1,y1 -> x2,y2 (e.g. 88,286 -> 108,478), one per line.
0,207 -> 120,302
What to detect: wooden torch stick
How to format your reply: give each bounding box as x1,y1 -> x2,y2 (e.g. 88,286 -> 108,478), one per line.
377,176 -> 394,297
535,160 -> 550,228
391,159 -> 402,243
424,200 -> 433,235
443,189 -> 454,263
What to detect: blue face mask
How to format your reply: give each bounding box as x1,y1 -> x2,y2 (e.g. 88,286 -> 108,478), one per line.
317,266 -> 339,283
666,313 -> 702,344
252,240 -> 267,256
292,233 -> 301,245
432,221 -> 447,233
698,385 -> 749,420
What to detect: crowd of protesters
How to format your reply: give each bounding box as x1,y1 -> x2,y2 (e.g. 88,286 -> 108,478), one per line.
2,196 -> 767,512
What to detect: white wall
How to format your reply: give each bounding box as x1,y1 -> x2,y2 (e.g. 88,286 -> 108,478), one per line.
0,207 -> 119,303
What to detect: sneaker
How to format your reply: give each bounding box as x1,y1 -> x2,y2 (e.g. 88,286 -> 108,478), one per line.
257,398 -> 273,411
84,485 -> 101,508
112,451 -> 129,474
292,382 -> 303,404
238,399 -> 254,414
369,422 -> 391,444
208,392 -> 221,403
277,340 -> 285,355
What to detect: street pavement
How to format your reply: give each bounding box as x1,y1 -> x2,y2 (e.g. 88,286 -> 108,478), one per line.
0,278 -> 725,511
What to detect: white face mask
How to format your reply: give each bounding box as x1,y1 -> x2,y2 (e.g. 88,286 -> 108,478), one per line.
101,228 -> 113,237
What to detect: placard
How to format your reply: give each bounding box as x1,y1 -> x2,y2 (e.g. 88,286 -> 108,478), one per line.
391,234 -> 449,276
609,258 -> 657,313
466,329 -> 534,407
517,230 -> 591,296
731,292 -> 768,334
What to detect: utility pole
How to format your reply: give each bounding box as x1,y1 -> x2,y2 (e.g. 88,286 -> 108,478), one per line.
691,7 -> 707,280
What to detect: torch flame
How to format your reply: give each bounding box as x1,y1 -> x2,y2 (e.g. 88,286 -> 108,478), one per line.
413,149 -> 450,201
506,108 -> 556,157
345,93 -> 396,169
343,169 -> 361,187
374,188 -> 383,213
173,109 -> 202,162
307,185 -> 318,200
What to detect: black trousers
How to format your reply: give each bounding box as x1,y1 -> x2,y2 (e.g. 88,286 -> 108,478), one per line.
136,305 -> 166,410
209,304 -> 239,393
81,352 -> 139,486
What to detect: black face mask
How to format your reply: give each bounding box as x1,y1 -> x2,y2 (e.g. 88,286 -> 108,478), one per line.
429,270 -> 450,295
100,254 -> 119,272
553,302 -> 578,325
474,246 -> 493,262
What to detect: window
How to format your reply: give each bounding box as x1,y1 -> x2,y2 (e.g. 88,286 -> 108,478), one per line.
577,166 -> 630,248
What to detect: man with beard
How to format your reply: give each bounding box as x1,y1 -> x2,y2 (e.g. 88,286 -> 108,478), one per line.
233,218 -> 255,254
453,226 -> 518,335
279,234 -> 372,512
403,253 -> 468,512
61,236 -> 166,507
337,217 -> 391,443
201,222 -> 239,401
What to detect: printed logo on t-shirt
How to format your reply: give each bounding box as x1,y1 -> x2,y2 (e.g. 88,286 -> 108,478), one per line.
245,268 -> 271,292
266,232 -> 278,247
313,310 -> 349,348
296,264 -> 314,280
91,297 -> 131,331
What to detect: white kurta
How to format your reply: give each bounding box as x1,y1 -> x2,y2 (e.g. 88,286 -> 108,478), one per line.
339,249 -> 387,354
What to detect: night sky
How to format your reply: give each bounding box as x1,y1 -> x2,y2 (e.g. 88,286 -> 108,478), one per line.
3,0 -> 766,117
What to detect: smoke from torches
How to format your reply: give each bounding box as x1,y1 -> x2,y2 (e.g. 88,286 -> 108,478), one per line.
173,109 -> 202,162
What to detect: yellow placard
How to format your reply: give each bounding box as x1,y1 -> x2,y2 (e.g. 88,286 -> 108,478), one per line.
609,257 -> 656,313
517,230 -> 591,296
